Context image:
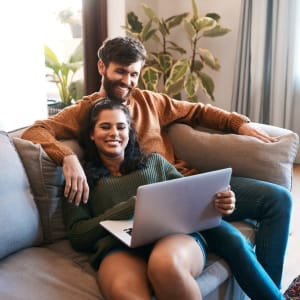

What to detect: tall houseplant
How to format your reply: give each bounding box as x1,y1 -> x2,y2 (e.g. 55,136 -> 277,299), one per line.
123,0 -> 231,102
45,42 -> 83,106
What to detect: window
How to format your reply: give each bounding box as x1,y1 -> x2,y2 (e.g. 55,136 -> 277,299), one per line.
44,0 -> 83,107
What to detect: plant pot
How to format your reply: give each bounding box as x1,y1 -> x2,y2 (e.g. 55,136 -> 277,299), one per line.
47,100 -> 67,116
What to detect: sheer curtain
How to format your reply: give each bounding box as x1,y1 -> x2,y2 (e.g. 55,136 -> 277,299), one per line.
232,0 -> 300,162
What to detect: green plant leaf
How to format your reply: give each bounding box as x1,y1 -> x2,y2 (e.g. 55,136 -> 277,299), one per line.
45,45 -> 61,73
142,4 -> 160,23
158,20 -> 169,36
141,66 -> 160,91
191,0 -> 200,19
206,13 -> 221,22
197,71 -> 215,101
157,53 -> 173,74
166,59 -> 189,84
165,13 -> 189,29
141,20 -> 156,41
184,72 -> 199,98
203,24 -> 231,37
199,48 -> 221,70
165,59 -> 189,95
165,78 -> 185,97
183,19 -> 197,41
192,17 -> 216,32
192,60 -> 204,71
127,11 -> 143,33
141,28 -> 157,42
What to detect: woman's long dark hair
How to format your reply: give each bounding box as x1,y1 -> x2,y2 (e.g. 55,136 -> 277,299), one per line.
79,98 -> 148,189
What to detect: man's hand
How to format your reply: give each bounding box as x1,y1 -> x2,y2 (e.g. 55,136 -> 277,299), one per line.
238,123 -> 279,143
63,155 -> 89,206
214,186 -> 235,215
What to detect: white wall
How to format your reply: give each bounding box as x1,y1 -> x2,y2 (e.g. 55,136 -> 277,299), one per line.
124,0 -> 241,110
107,0 -> 126,38
0,1 -> 48,131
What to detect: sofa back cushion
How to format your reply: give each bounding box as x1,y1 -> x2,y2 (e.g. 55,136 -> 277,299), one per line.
13,137 -> 83,244
168,123 -> 299,190
0,132 -> 42,259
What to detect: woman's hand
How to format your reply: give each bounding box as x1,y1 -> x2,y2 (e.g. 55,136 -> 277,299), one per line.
214,186 -> 236,215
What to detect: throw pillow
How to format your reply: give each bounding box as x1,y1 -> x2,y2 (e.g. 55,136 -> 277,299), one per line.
13,138 -> 83,243
0,132 -> 42,259
168,123 -> 299,190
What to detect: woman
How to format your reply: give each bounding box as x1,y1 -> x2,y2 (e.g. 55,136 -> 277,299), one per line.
62,99 -> 284,300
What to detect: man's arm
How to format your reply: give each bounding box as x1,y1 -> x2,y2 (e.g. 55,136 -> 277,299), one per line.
21,96 -> 99,204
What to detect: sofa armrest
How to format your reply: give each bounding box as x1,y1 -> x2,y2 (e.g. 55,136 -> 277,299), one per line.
168,123 -> 299,190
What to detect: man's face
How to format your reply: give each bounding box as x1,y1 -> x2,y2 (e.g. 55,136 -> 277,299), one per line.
98,61 -> 143,102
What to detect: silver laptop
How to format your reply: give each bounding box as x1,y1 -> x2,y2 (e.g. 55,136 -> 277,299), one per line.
100,168 -> 232,248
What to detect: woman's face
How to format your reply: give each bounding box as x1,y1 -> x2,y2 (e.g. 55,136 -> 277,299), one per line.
90,108 -> 130,160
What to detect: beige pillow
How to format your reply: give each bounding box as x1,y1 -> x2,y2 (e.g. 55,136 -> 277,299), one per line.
168,123 -> 299,190
13,138 -> 83,243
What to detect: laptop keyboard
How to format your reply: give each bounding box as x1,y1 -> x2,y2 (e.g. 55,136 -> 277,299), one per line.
123,227 -> 133,236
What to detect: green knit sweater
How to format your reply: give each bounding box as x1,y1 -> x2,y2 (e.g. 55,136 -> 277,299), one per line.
62,153 -> 183,268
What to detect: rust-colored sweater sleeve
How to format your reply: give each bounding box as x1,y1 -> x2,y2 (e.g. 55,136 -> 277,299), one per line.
140,90 -> 250,132
21,93 -> 102,165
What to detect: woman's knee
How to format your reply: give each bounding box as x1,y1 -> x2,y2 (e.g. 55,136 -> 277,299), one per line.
147,234 -> 205,283
98,252 -> 151,300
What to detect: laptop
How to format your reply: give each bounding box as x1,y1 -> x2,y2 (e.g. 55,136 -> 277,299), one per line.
100,167 -> 232,248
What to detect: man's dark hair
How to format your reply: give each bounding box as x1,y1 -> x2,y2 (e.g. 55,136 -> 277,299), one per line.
79,98 -> 148,189
97,36 -> 147,67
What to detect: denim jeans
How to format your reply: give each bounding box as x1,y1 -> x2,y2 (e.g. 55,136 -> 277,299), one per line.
201,176 -> 292,300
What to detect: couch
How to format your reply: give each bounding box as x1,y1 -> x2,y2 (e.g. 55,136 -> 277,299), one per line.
0,122 -> 299,300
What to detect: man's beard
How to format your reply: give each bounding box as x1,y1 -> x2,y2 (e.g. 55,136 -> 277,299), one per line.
102,74 -> 133,103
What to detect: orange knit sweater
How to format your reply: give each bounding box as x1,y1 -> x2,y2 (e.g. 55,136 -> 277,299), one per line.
22,88 -> 249,176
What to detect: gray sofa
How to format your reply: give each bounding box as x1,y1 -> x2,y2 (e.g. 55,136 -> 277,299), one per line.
0,122 -> 299,300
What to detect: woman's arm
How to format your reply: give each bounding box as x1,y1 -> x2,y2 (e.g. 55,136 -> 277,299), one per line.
62,196 -> 136,251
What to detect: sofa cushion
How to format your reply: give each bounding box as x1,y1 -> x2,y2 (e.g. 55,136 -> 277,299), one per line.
168,123 -> 299,190
0,247 -> 101,300
13,137 -> 83,243
0,132 -> 42,259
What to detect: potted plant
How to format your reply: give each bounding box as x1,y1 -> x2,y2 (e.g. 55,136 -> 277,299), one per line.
123,0 -> 231,102
44,41 -> 84,110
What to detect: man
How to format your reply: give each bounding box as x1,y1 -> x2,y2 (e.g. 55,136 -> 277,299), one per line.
22,36 -> 292,289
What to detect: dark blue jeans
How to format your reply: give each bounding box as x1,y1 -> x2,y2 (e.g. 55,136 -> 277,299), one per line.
201,176 -> 292,300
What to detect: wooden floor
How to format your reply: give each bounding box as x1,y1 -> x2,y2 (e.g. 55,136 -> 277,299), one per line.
282,164 -> 300,291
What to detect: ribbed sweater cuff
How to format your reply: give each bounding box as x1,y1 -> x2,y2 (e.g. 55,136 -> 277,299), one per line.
230,112 -> 250,133
104,196 -> 136,220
